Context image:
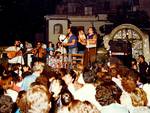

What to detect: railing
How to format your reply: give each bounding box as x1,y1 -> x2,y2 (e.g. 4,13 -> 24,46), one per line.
46,53 -> 84,69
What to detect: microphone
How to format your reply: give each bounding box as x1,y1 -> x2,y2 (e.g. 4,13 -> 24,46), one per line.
20,43 -> 24,49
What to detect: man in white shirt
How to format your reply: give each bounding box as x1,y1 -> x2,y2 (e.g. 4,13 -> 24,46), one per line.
5,40 -> 24,65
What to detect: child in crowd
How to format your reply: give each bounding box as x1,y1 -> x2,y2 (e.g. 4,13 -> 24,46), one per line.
47,41 -> 55,52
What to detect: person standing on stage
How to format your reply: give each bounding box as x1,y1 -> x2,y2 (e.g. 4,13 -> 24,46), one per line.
63,27 -> 78,65
77,30 -> 87,54
84,27 -> 97,66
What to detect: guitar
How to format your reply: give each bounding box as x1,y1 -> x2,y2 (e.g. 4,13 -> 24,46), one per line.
31,48 -> 46,58
6,50 -> 22,59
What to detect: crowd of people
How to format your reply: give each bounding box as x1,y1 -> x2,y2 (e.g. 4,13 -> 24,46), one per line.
0,26 -> 150,113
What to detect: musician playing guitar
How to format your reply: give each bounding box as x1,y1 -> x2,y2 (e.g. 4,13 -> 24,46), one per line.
5,40 -> 24,65
31,41 -> 46,63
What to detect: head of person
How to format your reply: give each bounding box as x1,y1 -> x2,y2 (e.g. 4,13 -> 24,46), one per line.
62,69 -> 77,85
54,51 -> 61,58
9,71 -> 20,84
67,27 -> 72,34
109,67 -> 119,78
83,69 -> 96,83
130,58 -> 138,70
14,40 -> 21,47
58,68 -> 68,78
68,100 -> 99,113
76,63 -> 84,73
138,55 -> 145,63
97,72 -> 112,82
22,64 -> 30,72
88,27 -> 96,35
56,42 -> 62,49
121,70 -> 139,93
131,58 -> 137,65
78,30 -> 85,36
1,76 -> 13,90
16,90 -> 27,113
36,75 -> 50,89
26,85 -> 51,113
62,74 -> 73,85
49,50 -> 54,56
0,95 -> 14,113
42,66 -> 58,79
36,41 -> 42,48
67,27 -> 76,35
50,78 -> 66,98
95,80 -> 122,105
61,90 -> 74,106
11,63 -> 22,72
68,69 -> 77,83
32,61 -> 45,74
48,41 -> 54,48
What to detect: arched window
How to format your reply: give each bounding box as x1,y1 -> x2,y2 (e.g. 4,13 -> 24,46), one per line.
53,24 -> 63,34
113,28 -> 143,59
103,24 -> 150,62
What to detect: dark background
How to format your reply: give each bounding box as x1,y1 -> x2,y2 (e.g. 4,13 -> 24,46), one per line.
0,0 -> 150,46
0,0 -> 61,46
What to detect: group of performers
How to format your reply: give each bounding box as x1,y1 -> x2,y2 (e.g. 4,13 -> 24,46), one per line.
4,26 -> 98,68
4,40 -> 46,66
58,26 -> 98,67
63,26 -> 97,66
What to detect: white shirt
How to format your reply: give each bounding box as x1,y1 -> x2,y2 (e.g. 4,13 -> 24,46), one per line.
77,73 -> 85,84
5,46 -> 24,64
101,103 -> 129,113
112,77 -> 124,92
59,34 -> 68,43
120,91 -> 133,110
56,47 -> 67,54
6,89 -> 18,102
5,46 -> 20,51
120,90 -> 150,113
68,83 -> 102,111
143,84 -> 150,106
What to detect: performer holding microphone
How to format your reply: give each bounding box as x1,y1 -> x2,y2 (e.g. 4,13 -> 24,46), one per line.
62,27 -> 78,68
84,27 -> 97,67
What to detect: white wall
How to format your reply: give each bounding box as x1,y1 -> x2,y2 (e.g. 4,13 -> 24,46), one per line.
48,20 -> 68,44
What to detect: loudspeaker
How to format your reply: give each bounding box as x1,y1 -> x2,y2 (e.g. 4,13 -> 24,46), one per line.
109,40 -> 132,67
109,40 -> 132,54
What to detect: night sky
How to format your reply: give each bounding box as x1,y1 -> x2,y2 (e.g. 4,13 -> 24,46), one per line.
0,0 -> 61,45
0,0 -> 150,46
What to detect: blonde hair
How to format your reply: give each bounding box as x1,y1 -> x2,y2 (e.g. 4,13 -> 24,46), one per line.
69,100 -> 99,113
32,61 -> 44,72
26,85 -> 51,113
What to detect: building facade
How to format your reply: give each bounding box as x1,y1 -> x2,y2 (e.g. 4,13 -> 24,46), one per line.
55,0 -> 150,17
